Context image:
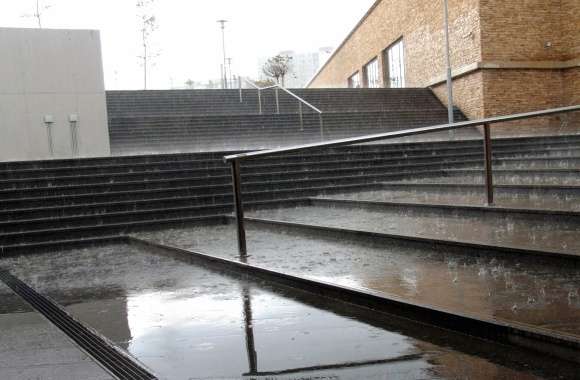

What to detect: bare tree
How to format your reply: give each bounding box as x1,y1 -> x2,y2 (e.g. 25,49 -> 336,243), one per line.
262,55 -> 292,87
185,79 -> 194,89
137,0 -> 159,89
22,0 -> 51,28
252,78 -> 276,87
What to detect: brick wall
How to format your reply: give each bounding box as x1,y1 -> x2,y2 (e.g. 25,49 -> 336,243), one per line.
309,0 -> 481,88
559,0 -> 580,60
481,69 -> 580,136
479,0 -> 567,61
432,71 -> 484,120
309,0 -> 579,136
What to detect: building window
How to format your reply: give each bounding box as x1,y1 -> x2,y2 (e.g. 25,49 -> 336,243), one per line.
348,71 -> 361,88
385,39 -> 405,88
364,58 -> 380,88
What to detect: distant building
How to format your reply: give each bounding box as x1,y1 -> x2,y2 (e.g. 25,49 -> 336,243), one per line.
307,0 -> 579,135
0,27 -> 111,161
258,47 -> 335,88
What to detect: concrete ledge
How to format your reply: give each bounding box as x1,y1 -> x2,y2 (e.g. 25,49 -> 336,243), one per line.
428,59 -> 580,87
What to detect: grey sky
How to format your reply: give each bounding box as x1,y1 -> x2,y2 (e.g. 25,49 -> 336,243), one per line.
1,0 -> 374,89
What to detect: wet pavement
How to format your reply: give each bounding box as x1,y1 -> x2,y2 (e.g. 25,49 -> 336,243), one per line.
0,283 -> 114,380
316,188 -> 580,212
248,204 -> 580,255
0,244 -> 562,379
134,223 -> 580,339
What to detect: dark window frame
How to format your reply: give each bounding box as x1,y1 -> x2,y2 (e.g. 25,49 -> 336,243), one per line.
347,70 -> 361,88
363,57 -> 380,88
383,37 -> 406,88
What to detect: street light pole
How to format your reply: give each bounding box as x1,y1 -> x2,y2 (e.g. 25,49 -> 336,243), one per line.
227,58 -> 233,89
217,19 -> 228,89
443,0 -> 454,125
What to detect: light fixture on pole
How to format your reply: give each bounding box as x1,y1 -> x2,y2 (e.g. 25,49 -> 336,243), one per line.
217,19 -> 228,89
443,0 -> 454,125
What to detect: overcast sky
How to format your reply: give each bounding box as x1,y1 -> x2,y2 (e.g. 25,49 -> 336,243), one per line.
1,0 -> 374,89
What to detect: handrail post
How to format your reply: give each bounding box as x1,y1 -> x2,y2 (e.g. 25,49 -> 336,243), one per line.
299,102 -> 303,130
275,87 -> 280,114
319,113 -> 324,140
258,89 -> 262,115
239,76 -> 243,103
231,160 -> 247,256
483,123 -> 494,205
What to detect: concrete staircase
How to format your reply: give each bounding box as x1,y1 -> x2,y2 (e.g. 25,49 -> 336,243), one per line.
1,135 -> 579,254
3,85 -> 580,370
106,88 -> 473,154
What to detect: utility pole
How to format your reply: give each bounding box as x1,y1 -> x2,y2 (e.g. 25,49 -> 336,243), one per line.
443,0 -> 454,125
217,20 -> 228,89
142,28 -> 147,90
227,58 -> 233,89
35,0 -> 42,28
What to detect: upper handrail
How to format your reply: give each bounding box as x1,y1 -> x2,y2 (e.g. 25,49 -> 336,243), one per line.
243,78 -> 261,90
241,77 -> 323,114
225,105 -> 580,162
276,86 -> 322,114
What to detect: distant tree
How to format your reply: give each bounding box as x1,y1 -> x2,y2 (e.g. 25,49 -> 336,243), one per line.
252,78 -> 276,87
137,0 -> 159,89
22,0 -> 51,28
185,79 -> 195,89
262,55 -> 292,87
206,80 -> 216,89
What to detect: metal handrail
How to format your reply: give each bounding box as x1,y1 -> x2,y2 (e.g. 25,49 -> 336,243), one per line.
224,104 -> 580,255
226,105 -> 580,161
239,77 -> 325,136
276,86 -> 322,114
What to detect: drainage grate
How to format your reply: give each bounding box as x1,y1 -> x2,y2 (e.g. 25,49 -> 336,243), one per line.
0,269 -> 158,380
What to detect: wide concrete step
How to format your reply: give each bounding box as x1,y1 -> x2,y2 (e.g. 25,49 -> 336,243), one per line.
0,215 -> 223,249
0,179 -> 375,211
0,193 -> 236,221
323,182 -> 580,212
0,163 -> 448,198
8,150 -> 578,192
0,203 -> 232,235
246,202 -> 580,256
0,158 -> 477,190
402,168 -> 580,185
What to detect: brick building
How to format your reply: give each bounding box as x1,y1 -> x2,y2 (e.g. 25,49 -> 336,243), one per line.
308,0 -> 579,135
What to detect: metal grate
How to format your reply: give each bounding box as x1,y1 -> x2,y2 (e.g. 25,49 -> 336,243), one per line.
0,269 -> 158,380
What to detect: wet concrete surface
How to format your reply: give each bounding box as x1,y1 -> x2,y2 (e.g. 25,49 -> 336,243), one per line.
316,188 -> 580,212
400,172 -> 580,186
0,244 -> 562,379
0,283 -> 114,380
248,204 -> 580,255
134,224 -> 580,340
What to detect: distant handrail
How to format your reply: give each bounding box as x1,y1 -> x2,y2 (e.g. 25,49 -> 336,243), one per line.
224,104 -> 580,256
225,105 -> 580,162
239,76 -> 324,135
276,86 -> 322,114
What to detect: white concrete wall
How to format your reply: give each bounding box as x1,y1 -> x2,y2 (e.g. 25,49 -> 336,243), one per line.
0,27 -> 110,161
